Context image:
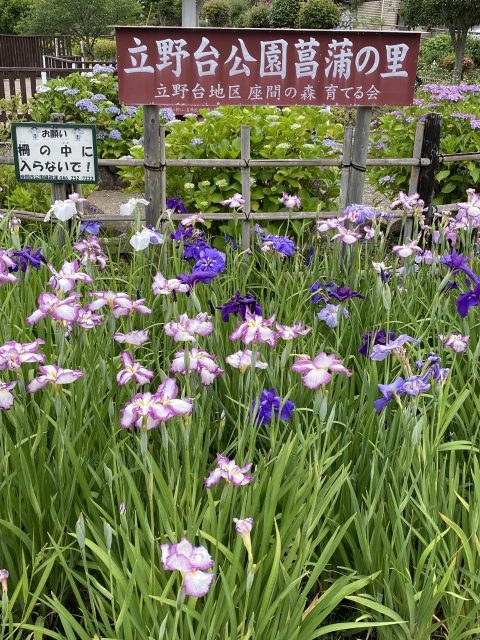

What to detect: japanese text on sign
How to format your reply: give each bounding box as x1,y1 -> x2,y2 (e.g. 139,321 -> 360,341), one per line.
12,123 -> 98,184
116,27 -> 420,109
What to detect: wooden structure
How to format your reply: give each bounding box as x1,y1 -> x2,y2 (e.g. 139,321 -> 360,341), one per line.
0,35 -> 72,68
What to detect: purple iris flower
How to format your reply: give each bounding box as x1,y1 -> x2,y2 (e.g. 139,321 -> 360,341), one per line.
170,224 -> 194,241
261,235 -> 296,257
359,328 -> 396,357
416,352 -> 441,370
193,247 -> 226,275
225,232 -> 231,244
167,197 -> 187,214
328,286 -> 365,302
251,389 -> 295,425
310,281 -> 337,305
440,250 -> 480,284
10,246 -> 46,272
233,238 -> 238,250
80,221 -> 102,235
177,270 -> 218,289
183,240 -> 210,261
374,377 -> 404,413
370,334 -> 421,361
456,281 -> 480,317
305,246 -> 314,266
216,291 -> 262,322
401,375 -> 431,397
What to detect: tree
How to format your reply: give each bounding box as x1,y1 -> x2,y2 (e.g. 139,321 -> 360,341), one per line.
296,0 -> 341,29
269,0 -> 301,28
400,0 -> 480,82
0,0 -> 32,34
201,0 -> 232,25
17,0 -> 141,58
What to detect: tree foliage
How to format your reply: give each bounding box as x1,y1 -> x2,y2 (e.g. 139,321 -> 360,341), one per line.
0,0 -> 32,34
296,0 -> 341,29
16,0 -> 141,57
400,0 -> 480,81
244,2 -> 271,27
201,0 -> 232,25
268,0 -> 301,28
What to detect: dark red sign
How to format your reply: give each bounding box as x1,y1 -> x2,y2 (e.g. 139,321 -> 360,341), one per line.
116,27 -> 420,110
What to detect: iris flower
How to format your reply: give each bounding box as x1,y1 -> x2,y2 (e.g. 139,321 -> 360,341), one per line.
292,352 -> 352,389
205,453 -> 252,487
0,380 -> 17,410
26,292 -> 81,325
317,304 -> 349,328
225,350 -> 268,372
279,192 -> 301,209
117,351 -> 154,386
27,365 -> 84,393
373,377 -> 404,412
164,313 -> 214,342
120,378 -> 192,429
152,272 -> 190,295
438,333 -> 469,353
230,309 -> 277,347
0,339 -> 45,371
358,328 -> 396,357
170,348 -> 224,385
217,291 -> 262,322
161,538 -> 214,597
220,193 -> 245,208
10,246 -> 46,272
370,334 -> 420,361
275,321 -> 311,340
44,199 -> 77,222
251,389 -> 295,425
113,330 -> 149,346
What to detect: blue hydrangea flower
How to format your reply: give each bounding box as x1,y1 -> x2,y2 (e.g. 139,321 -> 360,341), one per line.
105,106 -> 121,115
108,129 -> 122,140
96,131 -> 107,139
191,138 -> 203,146
116,114 -> 127,121
76,99 -> 99,113
160,108 -> 176,120
64,88 -> 80,96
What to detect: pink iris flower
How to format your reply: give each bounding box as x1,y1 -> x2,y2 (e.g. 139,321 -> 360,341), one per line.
27,365 -> 84,393
88,291 -> 131,312
0,249 -> 16,271
74,238 -> 108,270
161,538 -> 215,597
205,453 -> 253,488
390,191 -> 424,212
392,239 -> 422,258
73,237 -> 102,254
279,192 -> 301,209
120,378 -> 192,429
181,213 -> 205,227
230,309 -> 277,347
112,298 -> 152,319
316,219 -> 340,234
76,308 -> 104,330
0,272 -> 18,287
113,330 -> 149,347
438,333 -> 469,353
0,339 -> 45,371
225,350 -> 268,373
220,193 -> 245,208
165,313 -> 214,342
330,226 -> 363,244
0,380 -> 17,410
26,292 -> 81,325
170,348 -> 224,386
276,321 -> 311,341
117,351 -> 154,386
152,272 -> 190,295
292,352 -> 352,389
46,260 -> 94,293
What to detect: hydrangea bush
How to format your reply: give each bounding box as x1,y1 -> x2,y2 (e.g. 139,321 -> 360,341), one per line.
370,83 -> 480,205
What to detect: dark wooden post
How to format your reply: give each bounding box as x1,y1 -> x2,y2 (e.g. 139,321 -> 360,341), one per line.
143,105 -> 160,228
417,113 -> 442,222
346,106 -> 372,206
50,112 -> 68,246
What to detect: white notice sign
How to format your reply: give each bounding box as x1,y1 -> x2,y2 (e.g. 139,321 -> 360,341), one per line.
12,123 -> 98,184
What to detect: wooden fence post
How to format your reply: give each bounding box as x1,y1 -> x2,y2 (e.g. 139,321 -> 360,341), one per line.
404,119 -> 426,240
49,112 -> 68,247
143,105 -> 160,228
339,125 -> 353,215
417,112 -> 442,223
159,124 -> 167,229
347,106 -> 372,206
241,125 -> 251,250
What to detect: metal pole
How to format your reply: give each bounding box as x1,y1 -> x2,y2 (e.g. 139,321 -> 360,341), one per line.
182,0 -> 197,27
143,105 -> 161,228
241,125 -> 251,251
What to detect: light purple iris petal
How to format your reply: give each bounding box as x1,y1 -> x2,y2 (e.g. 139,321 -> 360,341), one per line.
370,334 -> 421,361
0,380 -> 17,410
183,571 -> 215,597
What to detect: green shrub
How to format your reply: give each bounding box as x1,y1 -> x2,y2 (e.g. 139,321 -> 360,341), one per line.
244,2 -> 271,27
201,0 -> 232,25
93,38 -> 117,61
227,0 -> 249,26
419,34 -> 453,66
269,0 -> 300,28
296,0 -> 341,29
442,54 -> 474,74
466,35 -> 480,67
156,0 -> 182,25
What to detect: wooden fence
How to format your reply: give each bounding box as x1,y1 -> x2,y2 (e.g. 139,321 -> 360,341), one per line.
0,35 -> 72,68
